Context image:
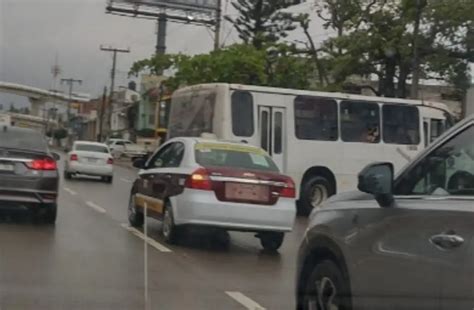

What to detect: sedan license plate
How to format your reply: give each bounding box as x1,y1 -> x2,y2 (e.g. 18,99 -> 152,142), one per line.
225,183 -> 269,203
0,163 -> 14,172
87,158 -> 98,164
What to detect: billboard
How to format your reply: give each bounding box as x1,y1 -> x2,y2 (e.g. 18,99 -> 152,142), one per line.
112,0 -> 218,11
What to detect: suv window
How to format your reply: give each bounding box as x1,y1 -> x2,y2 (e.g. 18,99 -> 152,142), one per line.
148,142 -> 185,169
395,125 -> 474,196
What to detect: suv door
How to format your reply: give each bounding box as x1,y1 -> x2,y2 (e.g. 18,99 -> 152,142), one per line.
140,142 -> 185,217
394,122 -> 474,310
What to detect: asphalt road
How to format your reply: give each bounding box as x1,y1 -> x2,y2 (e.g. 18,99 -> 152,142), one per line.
0,159 -> 309,310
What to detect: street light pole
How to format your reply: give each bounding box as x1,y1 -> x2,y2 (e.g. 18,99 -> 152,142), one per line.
214,0 -> 222,51
100,45 -> 130,137
60,78 -> 82,123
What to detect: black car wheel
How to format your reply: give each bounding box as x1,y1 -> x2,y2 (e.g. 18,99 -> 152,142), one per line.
301,260 -> 351,310
128,194 -> 144,227
64,170 -> 72,180
162,202 -> 180,244
34,203 -> 57,225
259,232 -> 284,251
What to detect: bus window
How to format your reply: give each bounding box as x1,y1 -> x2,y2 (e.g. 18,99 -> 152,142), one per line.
294,96 -> 338,141
231,91 -> 254,137
383,105 -> 420,145
430,119 -> 445,143
168,91 -> 216,138
274,111 -> 283,154
340,100 -> 380,143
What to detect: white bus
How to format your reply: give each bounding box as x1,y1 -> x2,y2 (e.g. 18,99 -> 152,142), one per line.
167,83 -> 453,214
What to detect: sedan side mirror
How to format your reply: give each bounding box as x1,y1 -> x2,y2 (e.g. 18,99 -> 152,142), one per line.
358,162 -> 395,208
133,158 -> 147,169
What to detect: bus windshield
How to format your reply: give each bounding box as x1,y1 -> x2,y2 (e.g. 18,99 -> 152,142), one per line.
168,90 -> 216,138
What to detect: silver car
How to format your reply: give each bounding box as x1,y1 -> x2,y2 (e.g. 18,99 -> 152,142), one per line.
296,115 -> 474,310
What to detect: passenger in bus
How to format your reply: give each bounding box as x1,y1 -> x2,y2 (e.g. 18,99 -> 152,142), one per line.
366,127 -> 379,143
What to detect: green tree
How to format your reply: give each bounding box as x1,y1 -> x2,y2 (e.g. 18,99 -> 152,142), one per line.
312,0 -> 473,97
225,0 -> 297,49
129,44 -> 315,90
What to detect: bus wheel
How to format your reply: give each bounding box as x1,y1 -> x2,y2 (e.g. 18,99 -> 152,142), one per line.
299,176 -> 333,216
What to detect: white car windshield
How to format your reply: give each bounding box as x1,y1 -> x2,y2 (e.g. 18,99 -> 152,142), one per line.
75,144 -> 109,153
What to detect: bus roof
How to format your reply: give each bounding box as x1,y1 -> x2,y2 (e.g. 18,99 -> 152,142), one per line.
173,83 -> 452,115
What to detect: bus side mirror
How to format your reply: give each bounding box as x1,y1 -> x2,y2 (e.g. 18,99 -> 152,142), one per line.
358,162 -> 395,208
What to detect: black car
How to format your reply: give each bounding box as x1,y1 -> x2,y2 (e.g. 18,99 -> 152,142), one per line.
0,125 -> 60,223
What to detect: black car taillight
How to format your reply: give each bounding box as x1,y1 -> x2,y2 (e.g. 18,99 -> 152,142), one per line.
26,158 -> 57,170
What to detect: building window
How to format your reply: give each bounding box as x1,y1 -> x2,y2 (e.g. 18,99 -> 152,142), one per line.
294,96 -> 338,141
340,100 -> 380,143
383,105 -> 420,145
231,91 -> 254,137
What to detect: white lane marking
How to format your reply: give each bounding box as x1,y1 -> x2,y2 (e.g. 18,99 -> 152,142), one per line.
86,201 -> 106,214
225,291 -> 266,310
120,178 -> 133,183
63,187 -> 77,196
121,223 -> 172,253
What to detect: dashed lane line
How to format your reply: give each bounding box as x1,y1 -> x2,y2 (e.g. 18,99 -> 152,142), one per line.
225,291 -> 266,310
85,201 -> 107,214
63,187 -> 77,196
120,223 -> 172,253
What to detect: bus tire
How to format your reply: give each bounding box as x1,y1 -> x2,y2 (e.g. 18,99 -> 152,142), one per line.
298,176 -> 334,216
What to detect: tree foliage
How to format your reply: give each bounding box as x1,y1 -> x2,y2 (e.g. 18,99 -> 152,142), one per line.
225,0 -> 297,49
312,0 -> 473,97
129,44 -> 315,91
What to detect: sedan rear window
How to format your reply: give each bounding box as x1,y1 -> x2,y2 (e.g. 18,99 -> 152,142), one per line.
0,128 -> 47,152
195,143 -> 279,172
74,144 -> 109,153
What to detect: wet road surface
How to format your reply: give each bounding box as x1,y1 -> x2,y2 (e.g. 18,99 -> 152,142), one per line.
0,159 -> 308,309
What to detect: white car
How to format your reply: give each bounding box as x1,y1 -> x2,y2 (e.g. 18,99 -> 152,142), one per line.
107,138 -> 148,159
127,137 -> 296,251
64,141 -> 114,183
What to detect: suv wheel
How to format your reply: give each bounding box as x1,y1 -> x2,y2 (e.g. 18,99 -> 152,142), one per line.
162,202 -> 180,244
259,232 -> 284,251
301,260 -> 351,310
128,194 -> 144,227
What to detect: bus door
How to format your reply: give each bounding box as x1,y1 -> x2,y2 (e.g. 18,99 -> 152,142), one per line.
258,106 -> 286,171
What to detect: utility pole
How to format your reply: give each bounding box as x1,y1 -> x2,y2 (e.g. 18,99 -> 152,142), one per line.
214,0 -> 222,51
60,78 -> 82,123
156,14 -> 167,55
98,86 -> 107,142
100,45 -> 130,137
410,0 -> 423,99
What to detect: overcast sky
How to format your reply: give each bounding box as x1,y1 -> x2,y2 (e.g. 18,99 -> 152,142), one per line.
0,0 -> 327,108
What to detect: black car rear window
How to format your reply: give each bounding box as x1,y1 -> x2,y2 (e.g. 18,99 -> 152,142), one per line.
0,128 -> 47,152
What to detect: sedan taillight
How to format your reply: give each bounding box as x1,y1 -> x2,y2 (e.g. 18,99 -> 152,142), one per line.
107,158 -> 113,165
185,168 -> 213,190
278,177 -> 296,198
26,158 -> 57,171
70,154 -> 78,161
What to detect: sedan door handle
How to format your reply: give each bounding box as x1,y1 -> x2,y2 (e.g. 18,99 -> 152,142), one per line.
430,233 -> 464,250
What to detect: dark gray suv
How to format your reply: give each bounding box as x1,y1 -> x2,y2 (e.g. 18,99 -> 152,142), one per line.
0,126 -> 59,223
297,115 -> 474,310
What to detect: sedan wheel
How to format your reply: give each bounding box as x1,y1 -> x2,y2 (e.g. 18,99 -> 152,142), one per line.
162,203 -> 179,244
303,260 -> 351,310
128,194 -> 144,227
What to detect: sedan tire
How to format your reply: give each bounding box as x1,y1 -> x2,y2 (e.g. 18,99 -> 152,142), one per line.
259,232 -> 284,251
301,260 -> 351,310
128,194 -> 144,227
64,170 -> 72,180
162,202 -> 180,244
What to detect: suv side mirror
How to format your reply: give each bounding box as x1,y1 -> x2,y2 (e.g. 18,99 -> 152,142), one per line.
358,162 -> 395,208
133,158 -> 147,169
